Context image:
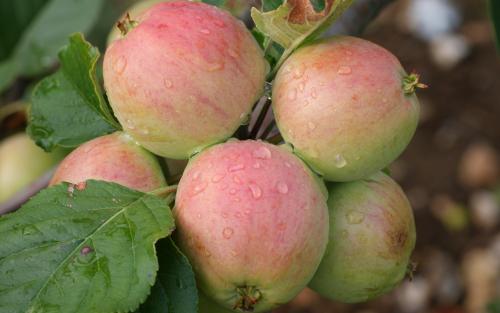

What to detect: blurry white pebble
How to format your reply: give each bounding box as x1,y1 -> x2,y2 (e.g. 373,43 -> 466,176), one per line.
406,0 -> 461,41
396,277 -> 431,313
430,34 -> 470,69
470,191 -> 500,231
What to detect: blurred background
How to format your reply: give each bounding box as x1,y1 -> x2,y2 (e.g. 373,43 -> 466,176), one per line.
1,0 -> 499,312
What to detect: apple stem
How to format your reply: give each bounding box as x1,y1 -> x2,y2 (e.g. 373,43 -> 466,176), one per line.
403,72 -> 428,95
233,286 -> 262,312
117,13 -> 138,37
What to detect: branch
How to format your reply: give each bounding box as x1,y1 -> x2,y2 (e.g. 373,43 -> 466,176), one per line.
326,0 -> 396,36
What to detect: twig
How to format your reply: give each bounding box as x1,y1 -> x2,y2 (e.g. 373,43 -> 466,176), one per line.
0,167 -> 55,216
249,97 -> 272,139
326,0 -> 396,36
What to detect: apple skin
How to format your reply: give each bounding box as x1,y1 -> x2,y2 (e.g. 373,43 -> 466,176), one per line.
0,133 -> 65,203
174,140 -> 329,312
50,132 -> 166,192
272,36 -> 419,182
199,292 -> 235,313
309,171 -> 416,303
103,1 -> 268,159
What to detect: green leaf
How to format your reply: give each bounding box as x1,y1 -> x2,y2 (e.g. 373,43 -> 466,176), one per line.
134,239 -> 198,313
489,0 -> 500,50
0,0 -> 48,62
251,0 -> 354,77
262,0 -> 284,12
310,0 -> 326,12
27,33 -> 119,152
201,0 -> 226,6
0,180 -> 175,313
0,0 -> 105,93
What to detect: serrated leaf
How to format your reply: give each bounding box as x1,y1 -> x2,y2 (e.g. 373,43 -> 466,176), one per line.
262,0 -> 284,12
133,239 -> 198,313
251,0 -> 354,77
27,33 -> 119,152
309,0 -> 326,12
0,0 -> 105,93
0,180 -> 175,313
489,0 -> 500,50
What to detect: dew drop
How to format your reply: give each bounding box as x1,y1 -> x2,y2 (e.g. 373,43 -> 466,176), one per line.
228,164 -> 245,172
114,56 -> 127,74
231,250 -> 238,256
293,64 -> 305,78
311,89 -> 318,99
67,184 -> 75,195
229,188 -> 237,195
219,184 -> 228,190
206,62 -> 224,72
232,175 -> 242,184
252,162 -> 261,169
346,210 -> 364,224
140,128 -> 150,135
228,48 -> 239,58
199,28 -> 211,34
235,212 -> 242,218
338,66 -> 352,75
252,146 -> 272,159
192,182 -> 207,195
248,183 -> 262,199
164,79 -> 173,89
192,171 -> 201,181
211,173 -> 225,183
125,119 -> 136,130
233,197 -> 241,202
334,154 -> 347,168
204,250 -> 211,257
222,212 -> 228,219
382,98 -> 388,103
307,122 -> 316,130
244,209 -> 251,215
298,82 -> 305,92
287,89 -> 297,100
214,20 -> 226,28
277,182 -> 289,194
284,162 -> 292,168
197,213 -> 202,219
239,112 -> 250,125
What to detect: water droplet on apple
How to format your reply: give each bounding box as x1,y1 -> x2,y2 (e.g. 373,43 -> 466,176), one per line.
248,183 -> 262,199
276,182 -> 289,194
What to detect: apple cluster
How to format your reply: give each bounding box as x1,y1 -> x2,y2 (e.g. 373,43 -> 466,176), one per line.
50,1 -> 421,312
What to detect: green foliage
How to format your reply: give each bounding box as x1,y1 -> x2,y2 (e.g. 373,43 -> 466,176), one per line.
28,33 -> 119,152
0,0 -> 105,93
310,0 -> 327,12
251,0 -> 354,78
0,180 -> 175,313
489,0 -> 500,50
133,239 -> 198,313
262,0 -> 284,12
202,0 -> 226,6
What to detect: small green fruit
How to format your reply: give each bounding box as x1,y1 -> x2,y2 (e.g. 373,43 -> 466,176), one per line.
0,133 -> 65,203
309,172 -> 416,303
